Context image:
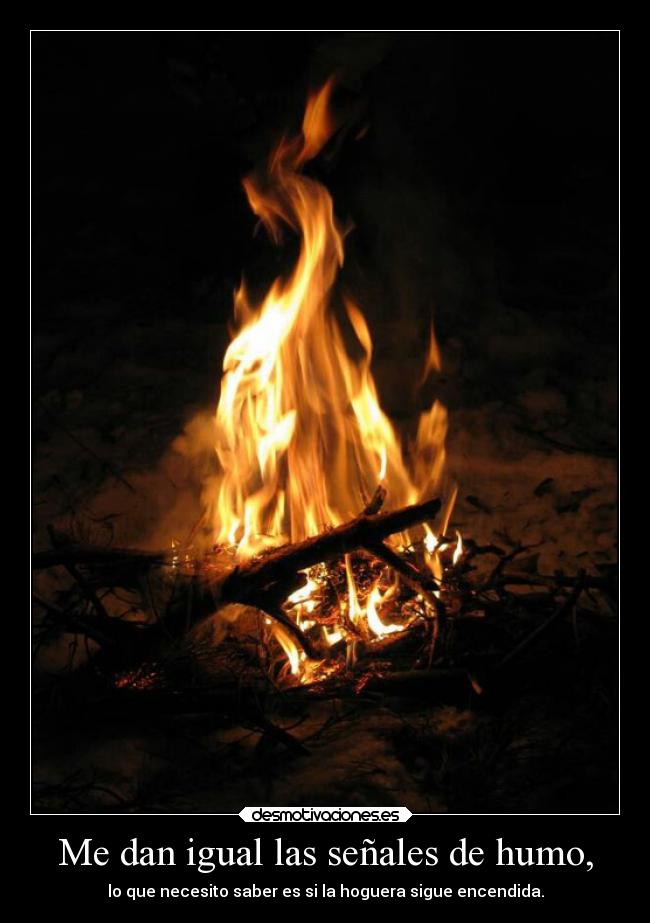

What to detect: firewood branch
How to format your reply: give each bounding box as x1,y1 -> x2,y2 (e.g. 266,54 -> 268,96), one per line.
219,496 -> 442,606
33,496 -> 443,665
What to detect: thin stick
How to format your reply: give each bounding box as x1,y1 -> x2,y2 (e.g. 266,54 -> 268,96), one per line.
492,572 -> 610,592
495,573 -> 586,673
32,545 -> 165,570
32,594 -> 116,649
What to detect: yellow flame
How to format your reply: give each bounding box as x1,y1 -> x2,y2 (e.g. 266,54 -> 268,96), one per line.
345,559 -> 403,639
286,572 -> 318,614
344,554 -> 363,627
423,522 -> 443,583
423,525 -> 438,555
418,319 -> 442,386
452,530 -> 464,565
211,81 -> 448,562
273,625 -> 301,677
209,80 -> 455,676
366,583 -> 404,638
323,626 -> 343,646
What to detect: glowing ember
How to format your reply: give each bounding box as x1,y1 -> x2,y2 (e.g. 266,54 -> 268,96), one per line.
114,667 -> 160,691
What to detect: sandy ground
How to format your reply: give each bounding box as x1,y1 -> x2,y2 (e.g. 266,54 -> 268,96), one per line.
32,297 -> 617,814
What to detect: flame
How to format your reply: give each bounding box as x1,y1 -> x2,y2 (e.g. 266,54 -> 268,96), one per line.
452,530 -> 464,566
344,554 -> 363,628
366,582 -> 404,637
423,523 -> 442,583
286,571 -> 319,632
323,626 -> 342,646
345,556 -> 404,649
209,80 -> 458,676
273,625 -> 302,677
423,525 -> 438,555
418,320 -> 442,386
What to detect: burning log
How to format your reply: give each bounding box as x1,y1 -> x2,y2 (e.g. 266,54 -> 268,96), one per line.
219,496 -> 442,606
33,496 -> 443,666
356,620 -> 428,660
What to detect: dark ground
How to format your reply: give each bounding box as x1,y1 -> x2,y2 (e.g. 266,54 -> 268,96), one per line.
32,31 -> 618,813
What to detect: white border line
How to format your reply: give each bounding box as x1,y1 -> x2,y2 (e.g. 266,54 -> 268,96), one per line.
29,27 -> 622,818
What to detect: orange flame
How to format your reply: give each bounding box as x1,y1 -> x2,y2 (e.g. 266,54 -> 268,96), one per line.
211,81 -> 449,559
210,81 -> 460,674
418,319 -> 443,387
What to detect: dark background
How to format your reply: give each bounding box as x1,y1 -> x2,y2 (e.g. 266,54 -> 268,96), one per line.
30,31 -> 619,819
32,31 -> 617,344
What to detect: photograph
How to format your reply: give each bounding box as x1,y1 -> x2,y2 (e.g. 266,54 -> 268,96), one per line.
32,30 -> 618,815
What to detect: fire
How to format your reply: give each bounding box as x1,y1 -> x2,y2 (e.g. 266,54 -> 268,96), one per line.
452,530 -> 464,566
366,581 -> 404,638
344,556 -> 403,640
209,79 -> 462,679
273,625 -> 303,677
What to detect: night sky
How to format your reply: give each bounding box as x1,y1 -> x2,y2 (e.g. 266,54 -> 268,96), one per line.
32,32 -> 617,337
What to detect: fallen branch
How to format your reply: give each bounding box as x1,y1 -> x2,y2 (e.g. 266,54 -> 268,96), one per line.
491,572 -> 611,592
46,681 -> 310,755
293,667 -> 476,704
32,544 -> 165,571
219,496 -> 442,606
359,667 -> 475,702
33,496 -> 443,665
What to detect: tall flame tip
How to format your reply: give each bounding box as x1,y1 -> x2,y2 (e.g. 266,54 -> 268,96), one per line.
210,79 -> 453,677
